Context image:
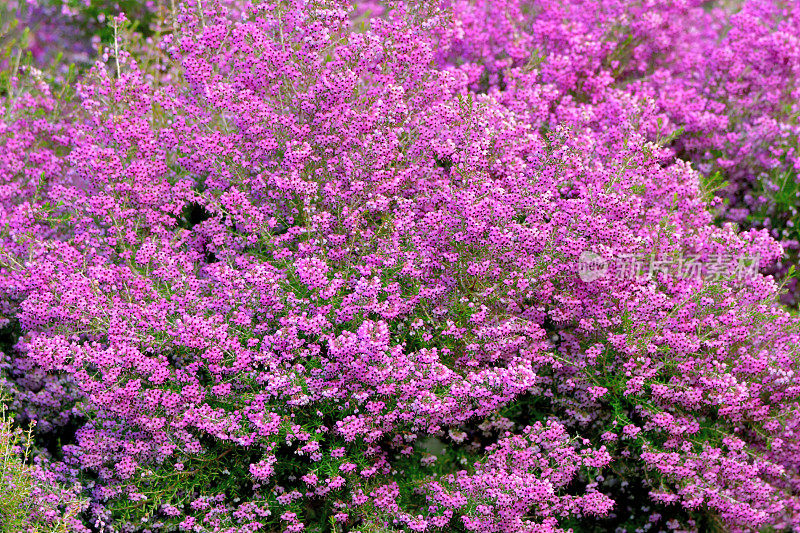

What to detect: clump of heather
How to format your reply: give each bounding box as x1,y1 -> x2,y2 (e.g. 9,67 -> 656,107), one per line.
2,0 -> 162,71
0,35 -> 85,435
439,0 -> 800,305
1,1 -> 800,532
0,396 -> 88,532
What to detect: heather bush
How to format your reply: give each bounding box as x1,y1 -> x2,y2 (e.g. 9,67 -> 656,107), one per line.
0,396 -> 87,532
439,0 -> 800,304
2,0 -> 161,69
2,1 -> 800,532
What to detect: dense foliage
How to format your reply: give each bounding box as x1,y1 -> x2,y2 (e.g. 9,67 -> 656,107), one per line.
1,1 -> 799,532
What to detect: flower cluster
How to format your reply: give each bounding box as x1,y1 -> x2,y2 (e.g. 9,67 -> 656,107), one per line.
441,0 -> 800,305
0,398 -> 87,532
1,1 -> 800,532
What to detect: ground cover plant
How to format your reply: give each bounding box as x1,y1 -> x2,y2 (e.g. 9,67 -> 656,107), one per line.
1,1 -> 800,532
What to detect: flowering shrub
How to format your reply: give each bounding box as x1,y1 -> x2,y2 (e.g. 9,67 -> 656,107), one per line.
441,0 -> 800,304
2,1 -> 800,532
2,0 -> 161,69
0,396 -> 87,532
